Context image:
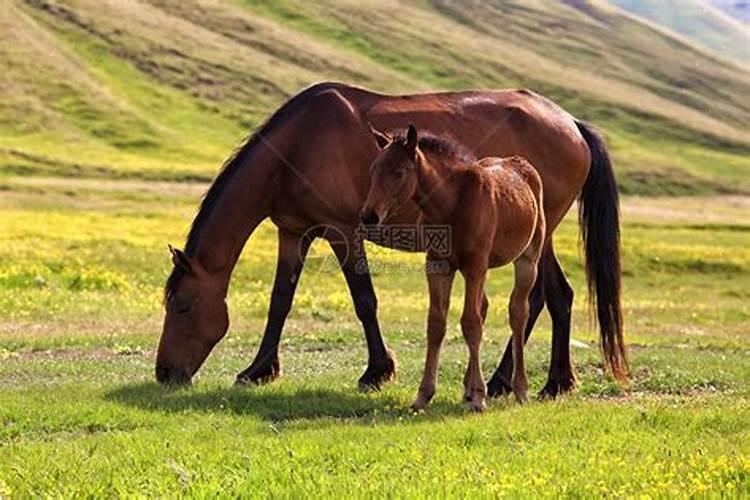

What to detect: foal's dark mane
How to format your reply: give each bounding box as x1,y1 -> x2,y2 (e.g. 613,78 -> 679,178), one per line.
164,83 -> 340,301
392,130 -> 476,164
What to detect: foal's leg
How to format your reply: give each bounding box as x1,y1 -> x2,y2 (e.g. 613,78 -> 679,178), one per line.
329,235 -> 396,391
487,259 -> 545,397
509,254 -> 539,404
464,292 -> 489,402
460,265 -> 488,412
236,228 -> 313,385
412,263 -> 455,411
539,245 -> 577,398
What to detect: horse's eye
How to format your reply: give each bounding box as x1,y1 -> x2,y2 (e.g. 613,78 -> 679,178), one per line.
394,169 -> 405,180
174,301 -> 192,315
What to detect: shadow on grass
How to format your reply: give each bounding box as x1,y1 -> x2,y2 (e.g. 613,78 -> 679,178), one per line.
105,382 -> 475,422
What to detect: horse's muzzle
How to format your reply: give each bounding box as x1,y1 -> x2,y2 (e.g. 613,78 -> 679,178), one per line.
155,363 -> 192,386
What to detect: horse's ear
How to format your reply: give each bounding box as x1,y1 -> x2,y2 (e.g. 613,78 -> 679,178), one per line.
168,244 -> 192,273
405,124 -> 418,156
368,122 -> 391,149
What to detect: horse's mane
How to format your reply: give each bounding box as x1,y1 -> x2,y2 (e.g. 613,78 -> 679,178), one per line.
391,130 -> 476,164
164,83 -> 340,302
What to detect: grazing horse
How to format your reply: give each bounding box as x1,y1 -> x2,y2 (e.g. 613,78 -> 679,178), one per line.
362,125 -> 545,411
156,82 -> 628,396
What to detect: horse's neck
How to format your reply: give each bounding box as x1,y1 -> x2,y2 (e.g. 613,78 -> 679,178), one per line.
414,153 -> 463,223
190,147 -> 278,279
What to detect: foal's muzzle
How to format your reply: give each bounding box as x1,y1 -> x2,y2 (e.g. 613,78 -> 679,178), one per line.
360,209 -> 380,226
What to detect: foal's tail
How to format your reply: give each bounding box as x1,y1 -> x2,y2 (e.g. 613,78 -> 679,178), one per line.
575,120 -> 629,384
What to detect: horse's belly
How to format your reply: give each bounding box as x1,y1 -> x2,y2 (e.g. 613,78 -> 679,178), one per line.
489,211 -> 537,266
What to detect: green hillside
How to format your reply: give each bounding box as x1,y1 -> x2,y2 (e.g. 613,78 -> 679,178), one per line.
610,0 -> 750,64
1,0 -> 749,194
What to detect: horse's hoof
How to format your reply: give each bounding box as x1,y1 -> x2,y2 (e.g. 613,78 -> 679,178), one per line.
235,360 -> 281,386
358,349 -> 397,391
486,374 -> 513,398
537,376 -> 576,400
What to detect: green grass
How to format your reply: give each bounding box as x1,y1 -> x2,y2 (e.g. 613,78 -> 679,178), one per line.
1,0 -> 749,495
0,180 -> 748,495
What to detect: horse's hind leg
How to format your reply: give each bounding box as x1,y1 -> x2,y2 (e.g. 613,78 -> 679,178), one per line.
329,234 -> 396,391
236,228 -> 313,385
538,245 -> 577,398
412,263 -> 455,411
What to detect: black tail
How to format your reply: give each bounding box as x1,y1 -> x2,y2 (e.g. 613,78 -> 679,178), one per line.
575,120 -> 629,384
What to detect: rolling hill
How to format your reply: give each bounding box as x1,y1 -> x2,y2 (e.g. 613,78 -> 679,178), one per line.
711,0 -> 750,23
1,0 -> 749,195
610,0 -> 750,65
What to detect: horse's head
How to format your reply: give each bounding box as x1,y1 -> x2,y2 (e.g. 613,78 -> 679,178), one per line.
360,124 -> 420,226
155,246 -> 229,385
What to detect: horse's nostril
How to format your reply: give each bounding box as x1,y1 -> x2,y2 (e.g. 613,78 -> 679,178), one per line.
155,364 -> 170,384
361,210 -> 380,226
156,364 -> 191,386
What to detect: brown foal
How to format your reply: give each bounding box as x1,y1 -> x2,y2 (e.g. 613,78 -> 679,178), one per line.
362,125 -> 545,411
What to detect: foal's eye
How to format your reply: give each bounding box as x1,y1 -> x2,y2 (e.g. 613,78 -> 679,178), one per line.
394,170 -> 406,180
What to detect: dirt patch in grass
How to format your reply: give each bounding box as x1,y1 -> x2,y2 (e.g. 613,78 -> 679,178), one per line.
619,168 -> 748,196
621,195 -> 750,224
6,346 -> 153,362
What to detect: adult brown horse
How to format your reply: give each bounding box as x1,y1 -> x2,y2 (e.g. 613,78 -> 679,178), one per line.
156,82 -> 628,397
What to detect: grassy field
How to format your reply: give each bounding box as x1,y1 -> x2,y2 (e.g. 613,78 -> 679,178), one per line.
0,178 -> 748,496
1,0 -> 749,496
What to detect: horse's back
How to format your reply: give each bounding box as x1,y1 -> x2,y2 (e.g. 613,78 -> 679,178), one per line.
345,84 -> 588,230
267,82 -> 588,236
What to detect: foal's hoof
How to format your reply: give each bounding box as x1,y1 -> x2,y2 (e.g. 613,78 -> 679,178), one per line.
537,376 -> 576,400
469,399 -> 487,413
235,360 -> 281,386
512,379 -> 529,404
358,349 -> 397,392
513,390 -> 529,405
411,400 -> 428,412
486,374 -> 513,398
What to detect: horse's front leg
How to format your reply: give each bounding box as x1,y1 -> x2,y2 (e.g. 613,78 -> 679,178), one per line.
329,233 -> 396,390
236,228 -> 313,385
464,292 -> 488,402
412,261 -> 455,410
460,263 -> 488,412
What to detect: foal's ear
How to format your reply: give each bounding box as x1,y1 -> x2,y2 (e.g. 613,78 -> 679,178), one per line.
368,122 -> 391,149
405,124 -> 418,156
168,244 -> 192,273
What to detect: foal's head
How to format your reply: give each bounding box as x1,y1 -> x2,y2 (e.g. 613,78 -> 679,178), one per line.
360,124 -> 420,226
